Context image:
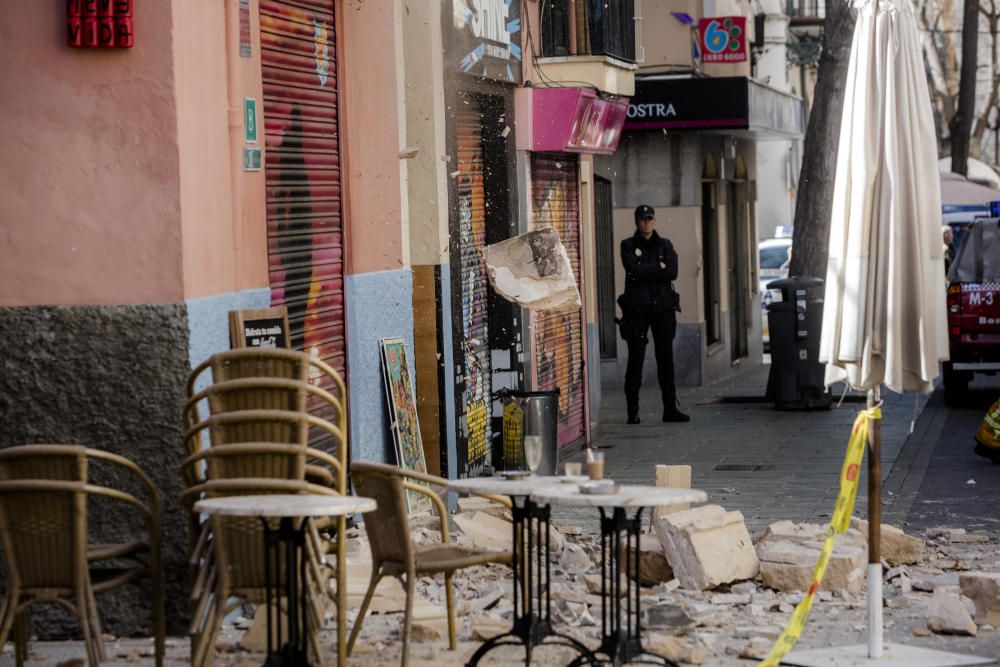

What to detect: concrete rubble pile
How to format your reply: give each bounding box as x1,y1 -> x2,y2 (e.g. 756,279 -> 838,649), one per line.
179,479 -> 1000,666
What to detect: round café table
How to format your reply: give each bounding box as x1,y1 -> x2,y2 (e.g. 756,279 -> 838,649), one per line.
530,485 -> 708,667
447,475 -> 590,666
195,494 -> 376,667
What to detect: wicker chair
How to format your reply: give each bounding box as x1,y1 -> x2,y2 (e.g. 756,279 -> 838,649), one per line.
348,462 -> 513,667
186,347 -> 346,440
180,444 -> 342,667
0,445 -> 164,667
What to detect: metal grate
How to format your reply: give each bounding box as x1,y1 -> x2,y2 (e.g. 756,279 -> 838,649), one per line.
713,464 -> 774,472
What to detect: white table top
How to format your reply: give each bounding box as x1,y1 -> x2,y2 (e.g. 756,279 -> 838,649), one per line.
447,475 -> 574,497
530,484 -> 708,508
194,494 -> 376,518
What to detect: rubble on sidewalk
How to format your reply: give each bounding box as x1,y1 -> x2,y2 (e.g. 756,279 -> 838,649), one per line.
653,505 -> 759,590
959,572 -> 1000,625
851,518 -> 924,565
755,520 -> 867,594
926,588 -> 978,636
623,532 -> 674,585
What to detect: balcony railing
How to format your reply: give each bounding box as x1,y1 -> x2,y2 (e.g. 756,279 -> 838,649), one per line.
541,0 -> 637,64
786,0 -> 826,21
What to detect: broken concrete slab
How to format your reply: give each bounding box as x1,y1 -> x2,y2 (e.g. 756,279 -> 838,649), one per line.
482,227 -> 581,312
643,603 -> 695,633
653,465 -> 692,522
623,531 -> 673,586
852,518 -> 924,565
959,572 -> 1000,625
927,589 -> 978,636
654,505 -> 759,590
644,634 -> 709,665
756,521 -> 867,594
453,511 -> 512,553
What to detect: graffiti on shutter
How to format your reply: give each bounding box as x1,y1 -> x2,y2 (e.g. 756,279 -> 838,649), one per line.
260,1 -> 344,436
531,154 -> 585,448
456,109 -> 492,475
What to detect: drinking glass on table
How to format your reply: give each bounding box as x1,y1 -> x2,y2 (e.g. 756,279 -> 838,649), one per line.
586,449 -> 605,480
524,435 -> 543,474
563,462 -> 582,477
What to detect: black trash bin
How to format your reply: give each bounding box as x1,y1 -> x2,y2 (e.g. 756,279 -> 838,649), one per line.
498,389 -> 559,475
765,277 -> 832,410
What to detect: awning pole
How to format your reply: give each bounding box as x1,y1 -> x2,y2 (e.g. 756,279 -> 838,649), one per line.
867,386 -> 883,658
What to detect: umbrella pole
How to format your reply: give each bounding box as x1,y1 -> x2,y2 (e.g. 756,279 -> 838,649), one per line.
867,386 -> 883,659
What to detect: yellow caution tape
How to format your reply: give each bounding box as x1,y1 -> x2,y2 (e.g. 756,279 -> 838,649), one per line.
756,406 -> 880,667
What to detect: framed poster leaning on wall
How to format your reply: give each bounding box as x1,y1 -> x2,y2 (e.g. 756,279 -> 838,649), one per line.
379,337 -> 431,513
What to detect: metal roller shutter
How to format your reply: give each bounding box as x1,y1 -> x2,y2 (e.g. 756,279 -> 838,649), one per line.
455,108 -> 493,474
531,154 -> 585,448
260,0 -> 345,381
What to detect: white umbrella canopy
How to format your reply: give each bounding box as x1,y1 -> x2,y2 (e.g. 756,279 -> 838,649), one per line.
820,0 -> 949,395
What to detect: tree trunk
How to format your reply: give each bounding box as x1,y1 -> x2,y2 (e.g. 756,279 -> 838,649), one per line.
788,0 -> 855,283
951,0 -> 980,175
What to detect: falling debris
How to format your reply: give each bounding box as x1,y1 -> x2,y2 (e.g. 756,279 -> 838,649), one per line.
481,227 -> 581,312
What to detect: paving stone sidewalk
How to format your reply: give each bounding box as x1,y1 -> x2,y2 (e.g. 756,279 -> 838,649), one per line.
559,363 -> 933,535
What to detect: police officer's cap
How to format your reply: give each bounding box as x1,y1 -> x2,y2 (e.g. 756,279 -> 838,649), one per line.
634,205 -> 655,221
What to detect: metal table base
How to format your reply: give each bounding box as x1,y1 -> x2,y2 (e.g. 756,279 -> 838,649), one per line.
570,507 -> 679,667
262,517 -> 312,667
466,498 -> 590,666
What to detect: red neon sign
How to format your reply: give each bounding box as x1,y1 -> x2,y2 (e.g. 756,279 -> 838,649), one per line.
68,0 -> 133,49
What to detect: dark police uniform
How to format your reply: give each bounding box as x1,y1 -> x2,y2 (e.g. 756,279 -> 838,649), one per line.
619,222 -> 687,423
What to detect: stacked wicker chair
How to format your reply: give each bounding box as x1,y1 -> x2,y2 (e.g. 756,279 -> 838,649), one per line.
0,445 -> 165,667
183,348 -> 349,667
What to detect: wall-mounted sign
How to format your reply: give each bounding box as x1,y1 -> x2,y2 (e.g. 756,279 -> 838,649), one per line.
448,0 -> 522,83
624,77 -> 749,131
698,16 -> 747,63
67,0 -> 134,49
243,147 -> 262,171
229,307 -> 289,349
238,0 -> 251,58
244,97 -> 257,143
515,87 -> 629,155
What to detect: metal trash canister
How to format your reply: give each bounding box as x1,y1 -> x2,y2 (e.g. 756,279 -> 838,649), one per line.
765,276 -> 832,410
499,389 -> 560,475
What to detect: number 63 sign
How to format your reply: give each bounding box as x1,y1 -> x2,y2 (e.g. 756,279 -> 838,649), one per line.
698,16 -> 747,63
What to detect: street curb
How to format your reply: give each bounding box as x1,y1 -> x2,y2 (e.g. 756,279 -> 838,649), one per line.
881,388 -> 949,526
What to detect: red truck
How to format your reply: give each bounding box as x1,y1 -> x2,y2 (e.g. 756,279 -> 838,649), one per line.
944,219 -> 1000,405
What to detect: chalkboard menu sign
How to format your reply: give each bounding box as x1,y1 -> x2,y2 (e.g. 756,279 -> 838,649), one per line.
228,307 -> 290,349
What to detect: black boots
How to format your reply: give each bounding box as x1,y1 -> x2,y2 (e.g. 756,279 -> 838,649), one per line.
662,407 -> 690,422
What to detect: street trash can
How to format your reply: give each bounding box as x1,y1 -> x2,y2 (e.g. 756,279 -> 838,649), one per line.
765,276 -> 832,410
499,389 -> 560,475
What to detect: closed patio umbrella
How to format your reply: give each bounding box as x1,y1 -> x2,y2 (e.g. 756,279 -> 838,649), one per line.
940,171 -> 1000,208
818,0 -> 948,660
821,0 -> 948,396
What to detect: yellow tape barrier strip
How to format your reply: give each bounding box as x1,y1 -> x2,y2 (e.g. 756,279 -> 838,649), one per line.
756,406 -> 881,667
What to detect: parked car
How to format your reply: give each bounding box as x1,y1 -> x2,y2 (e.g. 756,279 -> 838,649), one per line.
759,236 -> 792,351
943,218 -> 1000,404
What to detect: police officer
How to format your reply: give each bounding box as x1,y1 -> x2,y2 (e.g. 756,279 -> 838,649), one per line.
619,205 -> 689,424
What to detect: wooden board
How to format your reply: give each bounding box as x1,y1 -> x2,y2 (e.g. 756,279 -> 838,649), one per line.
228,306 -> 290,349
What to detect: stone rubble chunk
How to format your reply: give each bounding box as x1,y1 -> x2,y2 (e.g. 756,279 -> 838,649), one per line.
913,626 -> 932,636
583,573 -> 628,597
456,496 -> 510,520
709,592 -> 751,605
453,511 -> 512,552
654,579 -> 681,594
927,589 -> 978,636
852,519 -> 923,565
959,572 -> 1000,625
471,615 -> 507,641
644,634 -> 709,664
756,521 -> 866,594
654,505 -> 759,591
560,541 -> 593,574
410,621 -> 446,642
913,572 -> 960,592
624,532 -> 674,585
643,603 -> 696,633
551,582 -> 588,603
731,581 -> 757,595
739,637 -> 773,660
